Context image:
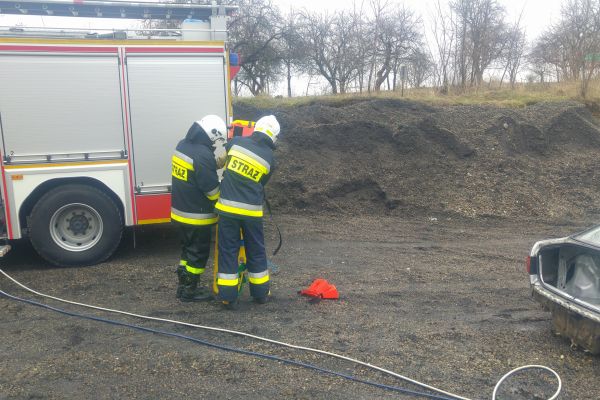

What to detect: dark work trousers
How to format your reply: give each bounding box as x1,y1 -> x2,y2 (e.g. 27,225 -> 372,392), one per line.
176,222 -> 212,275
217,215 -> 270,301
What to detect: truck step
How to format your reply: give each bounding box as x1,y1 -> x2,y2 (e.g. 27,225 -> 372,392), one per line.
0,245 -> 11,257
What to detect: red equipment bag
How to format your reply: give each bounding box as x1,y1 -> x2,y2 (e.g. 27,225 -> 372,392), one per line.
300,278 -> 339,300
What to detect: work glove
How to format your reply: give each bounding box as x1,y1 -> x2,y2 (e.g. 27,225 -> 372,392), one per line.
214,142 -> 227,169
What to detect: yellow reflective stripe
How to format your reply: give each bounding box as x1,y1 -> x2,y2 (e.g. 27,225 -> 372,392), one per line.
170,212 -> 218,226
138,218 -> 170,225
215,202 -> 263,218
172,164 -> 188,181
227,156 -> 263,182
248,275 -> 270,285
261,129 -> 274,138
172,155 -> 194,171
229,145 -> 270,171
217,278 -> 239,286
186,265 -> 205,275
206,190 -> 220,201
228,149 -> 268,174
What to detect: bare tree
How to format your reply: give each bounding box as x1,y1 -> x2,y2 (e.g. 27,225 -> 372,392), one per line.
298,10 -> 363,94
529,31 -> 563,83
367,0 -> 390,93
450,0 -> 508,88
527,41 -> 553,83
529,0 -> 600,97
372,6 -> 422,92
528,26 -> 576,85
580,2 -> 600,97
430,0 -> 456,93
349,1 -> 371,93
558,0 -> 600,97
499,13 -> 526,88
279,9 -> 307,97
227,0 -> 283,96
407,49 -> 434,88
451,0 -> 471,88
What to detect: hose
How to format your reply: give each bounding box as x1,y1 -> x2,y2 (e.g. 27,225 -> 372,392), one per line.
264,196 -> 282,256
1,269 -> 563,400
0,288 -> 456,400
1,269 -> 469,399
492,365 -> 562,400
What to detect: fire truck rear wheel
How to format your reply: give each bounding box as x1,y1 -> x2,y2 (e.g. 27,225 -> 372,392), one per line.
29,184 -> 123,267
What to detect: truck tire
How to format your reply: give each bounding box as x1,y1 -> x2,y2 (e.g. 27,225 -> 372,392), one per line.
29,184 -> 123,267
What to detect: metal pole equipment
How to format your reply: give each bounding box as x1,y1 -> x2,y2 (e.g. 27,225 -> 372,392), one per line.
0,0 -> 237,20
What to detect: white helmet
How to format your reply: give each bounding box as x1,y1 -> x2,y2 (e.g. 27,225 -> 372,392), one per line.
198,115 -> 227,145
254,115 -> 281,144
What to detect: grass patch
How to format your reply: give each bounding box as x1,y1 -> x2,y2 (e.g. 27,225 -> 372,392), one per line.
234,80 -> 600,110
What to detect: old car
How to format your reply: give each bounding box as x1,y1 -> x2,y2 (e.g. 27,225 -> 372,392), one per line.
528,225 -> 600,354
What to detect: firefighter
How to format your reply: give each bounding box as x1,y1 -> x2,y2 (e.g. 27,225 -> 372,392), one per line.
171,115 -> 227,302
215,115 -> 280,309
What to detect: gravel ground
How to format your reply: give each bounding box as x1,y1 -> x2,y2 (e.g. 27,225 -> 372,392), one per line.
2,99 -> 599,399
1,215 -> 599,400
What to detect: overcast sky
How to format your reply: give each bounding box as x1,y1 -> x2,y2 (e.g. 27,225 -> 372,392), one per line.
273,0 -> 564,42
0,0 -> 565,41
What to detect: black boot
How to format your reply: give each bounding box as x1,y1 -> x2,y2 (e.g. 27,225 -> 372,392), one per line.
253,291 -> 272,305
176,265 -> 212,302
222,299 -> 240,310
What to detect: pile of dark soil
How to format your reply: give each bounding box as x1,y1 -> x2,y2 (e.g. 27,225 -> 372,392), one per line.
234,99 -> 600,221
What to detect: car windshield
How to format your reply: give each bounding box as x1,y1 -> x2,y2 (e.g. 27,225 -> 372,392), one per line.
573,225 -> 600,246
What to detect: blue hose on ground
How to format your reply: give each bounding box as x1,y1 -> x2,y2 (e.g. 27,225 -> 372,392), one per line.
0,289 -> 458,400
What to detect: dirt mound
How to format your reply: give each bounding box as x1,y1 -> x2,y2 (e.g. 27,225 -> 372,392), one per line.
484,116 -> 548,155
234,99 -> 600,221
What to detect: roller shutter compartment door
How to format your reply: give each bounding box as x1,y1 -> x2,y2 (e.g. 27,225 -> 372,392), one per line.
125,55 -> 227,192
0,53 -> 125,160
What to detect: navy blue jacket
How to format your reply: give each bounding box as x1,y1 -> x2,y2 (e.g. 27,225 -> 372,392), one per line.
170,123 -> 220,226
215,132 -> 275,220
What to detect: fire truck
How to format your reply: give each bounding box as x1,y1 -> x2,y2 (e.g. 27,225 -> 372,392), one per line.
0,0 -> 240,265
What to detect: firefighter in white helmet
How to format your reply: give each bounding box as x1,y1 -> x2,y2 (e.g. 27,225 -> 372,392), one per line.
214,115 -> 280,309
171,115 -> 226,302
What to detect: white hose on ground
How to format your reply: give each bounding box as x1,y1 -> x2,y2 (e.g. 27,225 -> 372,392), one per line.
1,269 -> 562,400
492,365 -> 562,400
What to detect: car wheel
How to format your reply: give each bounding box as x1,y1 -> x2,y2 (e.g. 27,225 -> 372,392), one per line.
29,184 -> 123,266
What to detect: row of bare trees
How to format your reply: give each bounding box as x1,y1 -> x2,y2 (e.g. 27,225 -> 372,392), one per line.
221,0 -> 600,97
529,0 -> 600,97
429,0 -> 527,91
226,0 -> 426,96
